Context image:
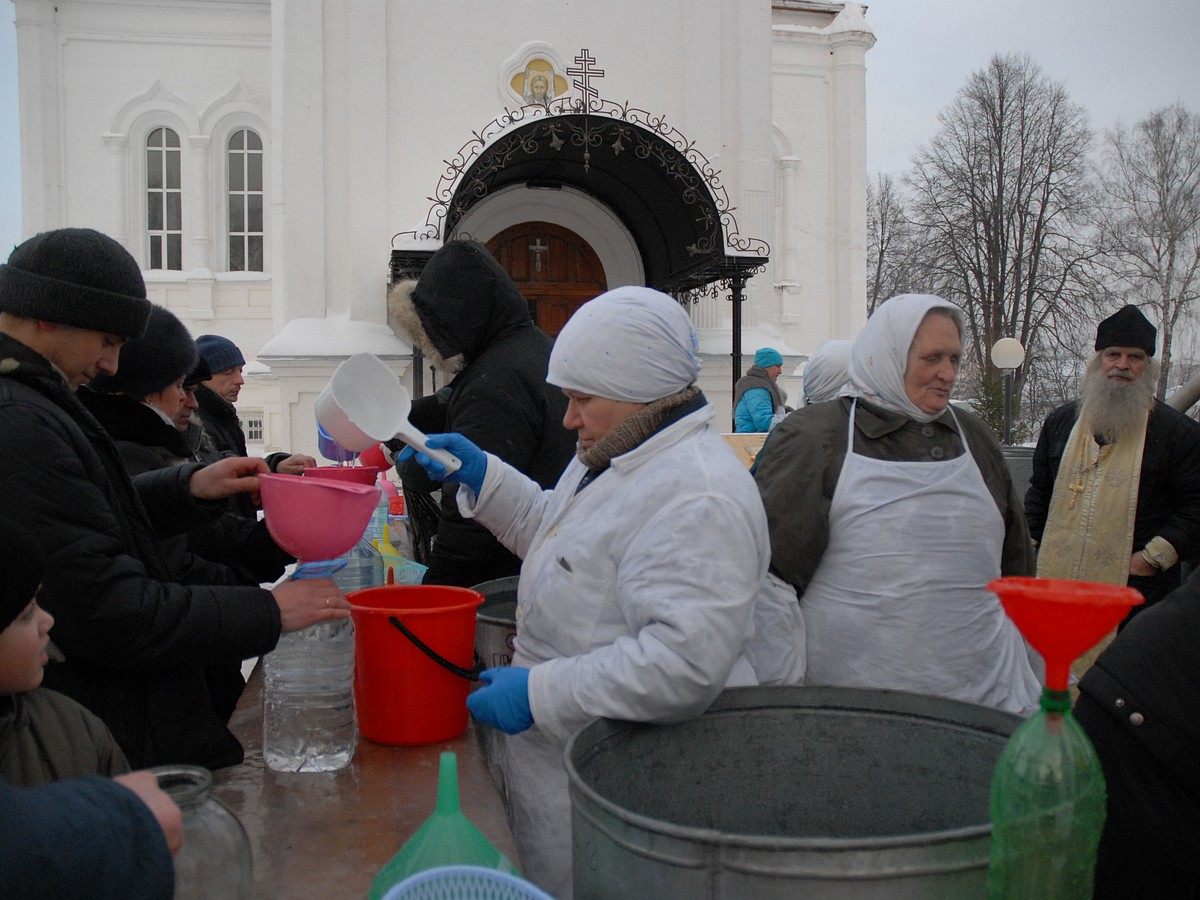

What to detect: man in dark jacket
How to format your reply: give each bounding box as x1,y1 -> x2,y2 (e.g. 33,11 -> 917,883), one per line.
1074,569 -> 1200,897
192,332 -> 315,518
387,240 -> 575,587
0,228 -> 349,770
1025,305 -> 1200,616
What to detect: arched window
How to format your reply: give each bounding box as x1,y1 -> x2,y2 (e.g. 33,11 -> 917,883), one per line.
146,127 -> 183,270
228,129 -> 264,272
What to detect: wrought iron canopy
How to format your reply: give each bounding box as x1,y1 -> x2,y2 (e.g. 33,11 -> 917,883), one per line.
393,98 -> 768,296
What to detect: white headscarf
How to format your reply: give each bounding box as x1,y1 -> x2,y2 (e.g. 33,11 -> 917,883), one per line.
547,286 -> 702,403
841,294 -> 964,423
803,339 -> 853,404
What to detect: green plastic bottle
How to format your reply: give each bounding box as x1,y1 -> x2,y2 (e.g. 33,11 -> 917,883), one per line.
987,688 -> 1106,899
368,751 -> 519,899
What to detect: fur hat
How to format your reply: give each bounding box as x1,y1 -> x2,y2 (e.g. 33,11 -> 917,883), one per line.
195,333 -> 245,374
0,228 -> 150,339
88,305 -> 198,397
754,347 -> 783,368
0,521 -> 45,631
1095,305 -> 1156,356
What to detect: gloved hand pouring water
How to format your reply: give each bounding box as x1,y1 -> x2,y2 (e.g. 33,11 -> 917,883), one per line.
467,666 -> 534,734
398,432 -> 488,495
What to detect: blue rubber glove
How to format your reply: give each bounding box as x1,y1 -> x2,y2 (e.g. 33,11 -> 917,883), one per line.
467,667 -> 534,734
398,432 -> 487,495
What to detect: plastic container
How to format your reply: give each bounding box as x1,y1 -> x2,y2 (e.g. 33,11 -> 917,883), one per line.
567,686 -> 1021,899
369,752 -> 519,899
335,537 -> 385,593
262,618 -> 358,773
349,585 -> 483,745
153,764 -> 252,899
987,689 -> 1106,899
388,495 -> 415,560
365,486 -> 390,546
984,577 -> 1142,899
381,866 -> 551,900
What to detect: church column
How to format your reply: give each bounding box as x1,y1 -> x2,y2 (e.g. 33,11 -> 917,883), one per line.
271,0 -> 327,326
187,134 -> 213,274
777,156 -> 801,292
829,24 -> 874,339
101,133 -> 129,246
13,0 -> 61,234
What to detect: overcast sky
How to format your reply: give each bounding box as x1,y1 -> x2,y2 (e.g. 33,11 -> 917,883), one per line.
2,0 -> 1198,256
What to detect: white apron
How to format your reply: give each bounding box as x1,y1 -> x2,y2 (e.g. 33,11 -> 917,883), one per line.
801,401 -> 1040,714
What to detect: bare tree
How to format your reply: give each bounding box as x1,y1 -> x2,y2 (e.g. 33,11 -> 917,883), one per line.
866,173 -> 923,314
905,54 -> 1098,438
1095,103 -> 1200,398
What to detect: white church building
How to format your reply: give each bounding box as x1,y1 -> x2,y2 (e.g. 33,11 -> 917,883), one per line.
11,0 -> 875,458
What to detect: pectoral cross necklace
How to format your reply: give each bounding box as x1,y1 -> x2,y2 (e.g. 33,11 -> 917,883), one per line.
1067,440 -> 1114,509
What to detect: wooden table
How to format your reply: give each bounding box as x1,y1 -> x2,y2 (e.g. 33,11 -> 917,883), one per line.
721,432 -> 769,468
212,665 -> 517,898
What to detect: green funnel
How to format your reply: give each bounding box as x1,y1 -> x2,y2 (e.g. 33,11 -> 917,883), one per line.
368,751 -> 518,899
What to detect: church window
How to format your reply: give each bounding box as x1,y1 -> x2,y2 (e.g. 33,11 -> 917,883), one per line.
146,127 -> 183,270
228,130 -> 264,272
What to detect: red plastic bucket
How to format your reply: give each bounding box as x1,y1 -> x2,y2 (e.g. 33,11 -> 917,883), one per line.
349,585 -> 483,745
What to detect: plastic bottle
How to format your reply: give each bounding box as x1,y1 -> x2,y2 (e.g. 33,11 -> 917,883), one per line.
154,764 -> 252,899
387,494 -> 415,560
364,485 -> 390,546
986,687 -> 1107,899
368,752 -> 519,899
261,541 -> 381,773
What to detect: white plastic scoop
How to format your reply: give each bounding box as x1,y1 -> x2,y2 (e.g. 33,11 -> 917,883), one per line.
316,353 -> 462,475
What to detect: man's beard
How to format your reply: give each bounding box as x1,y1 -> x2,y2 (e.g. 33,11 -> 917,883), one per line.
1079,353 -> 1158,442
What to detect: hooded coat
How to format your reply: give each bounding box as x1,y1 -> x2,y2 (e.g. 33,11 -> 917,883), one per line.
388,241 -> 575,587
0,334 -> 282,770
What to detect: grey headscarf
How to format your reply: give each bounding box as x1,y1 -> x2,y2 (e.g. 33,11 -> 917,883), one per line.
803,339 -> 853,404
547,286 -> 701,402
841,294 -> 964,424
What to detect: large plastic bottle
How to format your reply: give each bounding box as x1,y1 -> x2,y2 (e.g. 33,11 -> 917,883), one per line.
261,540 -> 382,773
986,687 -> 1106,898
363,482 -> 390,546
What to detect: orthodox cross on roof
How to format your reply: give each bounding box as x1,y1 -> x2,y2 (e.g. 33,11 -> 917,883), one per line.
566,49 -> 605,112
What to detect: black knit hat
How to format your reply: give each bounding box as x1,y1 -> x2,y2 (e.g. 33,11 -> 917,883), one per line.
1095,305 -> 1156,357
0,521 -> 45,631
88,305 -> 198,397
0,228 -> 151,339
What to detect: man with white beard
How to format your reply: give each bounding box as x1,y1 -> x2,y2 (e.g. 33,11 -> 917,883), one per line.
1025,305 -> 1200,626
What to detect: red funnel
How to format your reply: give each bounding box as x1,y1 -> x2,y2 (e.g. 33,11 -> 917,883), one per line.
260,473 -> 381,563
302,465 -> 381,486
987,577 -> 1143,691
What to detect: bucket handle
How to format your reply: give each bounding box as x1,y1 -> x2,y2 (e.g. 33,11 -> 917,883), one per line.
388,615 -> 481,682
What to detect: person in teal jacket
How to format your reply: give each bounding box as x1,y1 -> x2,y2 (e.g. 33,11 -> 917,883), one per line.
733,347 -> 788,432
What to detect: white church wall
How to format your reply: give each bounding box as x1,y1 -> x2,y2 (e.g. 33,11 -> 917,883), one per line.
15,0 -> 872,456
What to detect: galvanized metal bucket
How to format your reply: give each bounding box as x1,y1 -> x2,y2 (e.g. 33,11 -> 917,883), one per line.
469,576 -> 520,805
567,686 -> 1022,899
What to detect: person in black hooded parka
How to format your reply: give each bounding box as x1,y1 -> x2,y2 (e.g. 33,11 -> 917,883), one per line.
387,240 -> 575,587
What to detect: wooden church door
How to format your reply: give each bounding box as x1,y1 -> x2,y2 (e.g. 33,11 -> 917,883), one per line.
486,222 -> 607,337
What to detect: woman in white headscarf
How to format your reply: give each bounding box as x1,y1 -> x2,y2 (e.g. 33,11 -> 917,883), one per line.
403,286 -> 802,898
754,294 -> 1040,715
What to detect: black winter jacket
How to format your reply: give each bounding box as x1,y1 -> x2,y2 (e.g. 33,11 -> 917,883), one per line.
0,334 -> 282,769
1025,399 -> 1200,607
396,241 -> 575,587
80,388 -> 292,586
193,383 -> 289,519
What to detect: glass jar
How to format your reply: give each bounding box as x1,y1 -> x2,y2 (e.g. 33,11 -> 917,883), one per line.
153,765 -> 252,899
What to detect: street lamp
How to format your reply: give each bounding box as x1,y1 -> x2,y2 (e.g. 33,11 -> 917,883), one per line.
990,337 -> 1026,446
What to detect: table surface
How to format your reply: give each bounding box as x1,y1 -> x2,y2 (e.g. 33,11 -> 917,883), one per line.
212,664 -> 517,899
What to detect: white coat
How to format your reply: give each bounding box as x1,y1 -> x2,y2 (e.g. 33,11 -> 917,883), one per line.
459,402 -> 796,898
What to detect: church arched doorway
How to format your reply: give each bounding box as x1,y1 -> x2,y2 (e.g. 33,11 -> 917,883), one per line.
486,221 -> 606,337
